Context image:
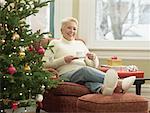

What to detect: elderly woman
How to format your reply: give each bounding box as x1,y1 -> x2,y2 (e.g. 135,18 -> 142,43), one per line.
42,17 -> 135,95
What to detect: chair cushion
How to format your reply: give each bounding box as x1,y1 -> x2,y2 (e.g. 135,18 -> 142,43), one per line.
47,82 -> 91,97
77,93 -> 148,113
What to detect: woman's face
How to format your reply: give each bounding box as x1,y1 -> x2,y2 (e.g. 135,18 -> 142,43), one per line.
61,21 -> 78,41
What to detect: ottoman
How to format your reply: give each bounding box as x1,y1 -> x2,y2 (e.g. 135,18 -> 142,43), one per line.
77,93 -> 149,113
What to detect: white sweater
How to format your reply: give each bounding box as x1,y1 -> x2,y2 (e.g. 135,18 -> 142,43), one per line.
42,38 -> 99,75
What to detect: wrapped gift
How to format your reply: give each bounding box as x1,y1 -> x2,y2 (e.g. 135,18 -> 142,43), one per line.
107,56 -> 122,66
99,66 -> 144,78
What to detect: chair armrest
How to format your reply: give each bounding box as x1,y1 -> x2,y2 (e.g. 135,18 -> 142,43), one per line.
43,68 -> 59,79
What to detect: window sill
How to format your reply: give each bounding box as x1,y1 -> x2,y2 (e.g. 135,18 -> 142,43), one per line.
89,48 -> 150,60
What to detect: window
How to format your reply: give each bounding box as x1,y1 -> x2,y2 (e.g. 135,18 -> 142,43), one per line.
96,0 -> 150,41
79,0 -> 150,50
27,1 -> 55,36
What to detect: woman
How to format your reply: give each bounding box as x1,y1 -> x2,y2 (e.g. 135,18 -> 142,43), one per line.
42,17 -> 135,95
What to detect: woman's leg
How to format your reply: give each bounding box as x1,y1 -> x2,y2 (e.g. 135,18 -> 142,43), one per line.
69,67 -> 106,92
70,67 -> 105,83
61,67 -> 119,94
84,82 -> 103,93
60,66 -> 105,92
61,67 -> 135,94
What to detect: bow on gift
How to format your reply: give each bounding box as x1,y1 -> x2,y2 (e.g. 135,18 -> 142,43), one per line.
127,65 -> 139,72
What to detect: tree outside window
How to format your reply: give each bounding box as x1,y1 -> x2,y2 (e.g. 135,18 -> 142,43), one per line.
96,0 -> 150,41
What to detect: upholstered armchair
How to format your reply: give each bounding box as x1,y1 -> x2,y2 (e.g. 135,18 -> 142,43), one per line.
36,38 -> 148,113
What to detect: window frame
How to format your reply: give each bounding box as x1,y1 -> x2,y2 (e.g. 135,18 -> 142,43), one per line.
78,0 -> 150,51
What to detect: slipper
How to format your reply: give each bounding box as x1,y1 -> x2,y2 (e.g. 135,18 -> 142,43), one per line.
102,69 -> 119,96
122,76 -> 136,93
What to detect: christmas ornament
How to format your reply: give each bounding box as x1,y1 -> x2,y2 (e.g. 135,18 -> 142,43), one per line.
0,39 -> 5,44
11,102 -> 18,111
19,51 -> 25,59
36,94 -> 43,102
7,64 -> 17,75
37,46 -> 45,54
24,63 -> 31,72
12,32 -> 20,40
28,45 -> 34,51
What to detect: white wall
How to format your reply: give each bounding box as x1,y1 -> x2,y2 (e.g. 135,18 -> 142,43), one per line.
78,0 -> 95,46
54,0 -> 73,38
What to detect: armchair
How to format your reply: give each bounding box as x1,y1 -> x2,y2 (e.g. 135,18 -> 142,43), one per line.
36,37 -> 149,113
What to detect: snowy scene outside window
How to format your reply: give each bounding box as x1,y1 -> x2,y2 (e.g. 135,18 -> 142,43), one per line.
27,3 -> 50,33
96,0 -> 150,41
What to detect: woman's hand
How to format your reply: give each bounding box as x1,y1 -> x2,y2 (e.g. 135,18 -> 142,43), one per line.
64,55 -> 78,63
86,53 -> 95,60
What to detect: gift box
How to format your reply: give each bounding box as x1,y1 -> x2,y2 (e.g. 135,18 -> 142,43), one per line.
99,66 -> 144,78
107,57 -> 122,66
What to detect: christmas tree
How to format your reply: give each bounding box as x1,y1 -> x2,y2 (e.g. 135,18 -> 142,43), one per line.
0,0 -> 58,111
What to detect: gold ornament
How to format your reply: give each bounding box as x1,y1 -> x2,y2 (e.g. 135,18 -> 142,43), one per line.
24,64 -> 31,72
19,51 -> 25,59
12,32 -> 20,40
0,39 -> 5,44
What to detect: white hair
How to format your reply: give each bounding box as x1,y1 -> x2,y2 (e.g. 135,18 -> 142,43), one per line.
61,17 -> 78,29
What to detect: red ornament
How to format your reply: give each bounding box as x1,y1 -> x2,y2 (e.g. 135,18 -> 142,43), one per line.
8,64 -> 17,75
37,46 -> 45,54
28,45 -> 34,51
11,102 -> 18,110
